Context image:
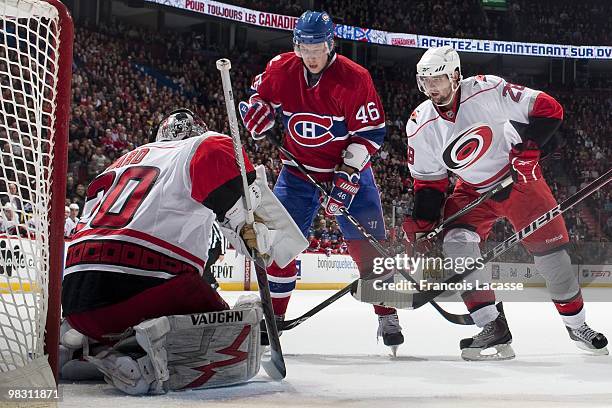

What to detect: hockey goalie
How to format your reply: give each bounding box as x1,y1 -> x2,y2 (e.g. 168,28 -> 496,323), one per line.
60,109 -> 308,394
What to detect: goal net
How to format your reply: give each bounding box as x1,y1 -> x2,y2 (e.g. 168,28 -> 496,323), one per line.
0,0 -> 72,394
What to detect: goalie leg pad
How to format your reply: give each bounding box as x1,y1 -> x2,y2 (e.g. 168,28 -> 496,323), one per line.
88,348 -> 159,395
164,298 -> 263,391
59,319 -> 107,381
88,299 -> 264,394
86,317 -> 170,395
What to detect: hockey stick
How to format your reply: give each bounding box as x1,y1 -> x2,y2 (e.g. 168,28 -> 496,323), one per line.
354,168 -> 612,310
419,175 -> 513,242
217,59 -> 285,381
236,107 -> 473,327
419,156 -> 551,243
281,159 -> 517,330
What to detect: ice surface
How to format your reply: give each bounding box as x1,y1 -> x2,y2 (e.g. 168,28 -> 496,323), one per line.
51,289 -> 612,407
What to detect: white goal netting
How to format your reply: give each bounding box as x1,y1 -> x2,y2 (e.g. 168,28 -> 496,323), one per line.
0,0 -> 72,395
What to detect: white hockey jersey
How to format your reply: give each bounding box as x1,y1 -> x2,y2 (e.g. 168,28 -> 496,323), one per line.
64,132 -> 253,284
406,75 -> 541,191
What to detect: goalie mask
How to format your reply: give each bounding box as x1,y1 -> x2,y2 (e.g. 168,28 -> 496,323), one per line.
156,108 -> 208,142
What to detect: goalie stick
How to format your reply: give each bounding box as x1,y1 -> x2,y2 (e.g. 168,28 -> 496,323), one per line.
217,59 -> 285,381
353,167 -> 612,310
237,112 -> 474,327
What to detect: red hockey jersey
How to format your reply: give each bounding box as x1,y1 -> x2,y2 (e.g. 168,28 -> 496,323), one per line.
251,52 -> 386,181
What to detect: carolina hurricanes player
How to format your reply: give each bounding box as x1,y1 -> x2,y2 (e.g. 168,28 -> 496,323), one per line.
240,10 -> 404,351
60,109 -> 307,393
404,46 -> 608,360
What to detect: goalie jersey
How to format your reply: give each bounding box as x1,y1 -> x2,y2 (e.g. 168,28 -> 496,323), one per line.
406,75 -> 563,192
62,133 -> 255,315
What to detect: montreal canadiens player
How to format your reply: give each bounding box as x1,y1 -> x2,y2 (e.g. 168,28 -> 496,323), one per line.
404,46 -> 608,360
240,11 -> 404,352
60,109 -> 307,393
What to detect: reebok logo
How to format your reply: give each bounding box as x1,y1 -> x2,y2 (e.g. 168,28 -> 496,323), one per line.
545,234 -> 563,244
516,159 -> 536,166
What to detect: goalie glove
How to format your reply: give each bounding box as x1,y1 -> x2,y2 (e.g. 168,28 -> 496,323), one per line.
221,219 -> 273,264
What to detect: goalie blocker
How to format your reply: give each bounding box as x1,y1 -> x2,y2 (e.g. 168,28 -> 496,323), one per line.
61,110 -> 306,394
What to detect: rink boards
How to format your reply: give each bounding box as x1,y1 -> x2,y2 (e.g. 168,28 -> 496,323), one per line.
1,236 -> 611,293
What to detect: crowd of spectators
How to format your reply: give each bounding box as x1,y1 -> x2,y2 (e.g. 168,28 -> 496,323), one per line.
224,0 -> 611,45
1,16 -> 609,263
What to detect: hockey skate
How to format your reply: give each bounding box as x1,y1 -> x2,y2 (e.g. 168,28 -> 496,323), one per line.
460,303 -> 515,361
566,323 -> 609,355
377,313 -> 404,357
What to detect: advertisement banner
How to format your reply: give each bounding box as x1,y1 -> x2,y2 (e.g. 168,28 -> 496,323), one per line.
0,237 -> 40,292
144,0 -> 612,59
417,35 -> 612,59
334,24 -> 388,44
488,262 -> 547,285
295,253 -> 360,285
386,33 -> 418,47
5,238 -> 610,293
579,265 -> 612,286
147,0 -> 299,30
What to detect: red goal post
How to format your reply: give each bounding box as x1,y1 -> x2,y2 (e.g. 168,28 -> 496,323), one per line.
0,0 -> 73,389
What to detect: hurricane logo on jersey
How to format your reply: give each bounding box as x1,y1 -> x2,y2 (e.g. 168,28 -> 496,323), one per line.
287,113 -> 335,147
442,124 -> 493,170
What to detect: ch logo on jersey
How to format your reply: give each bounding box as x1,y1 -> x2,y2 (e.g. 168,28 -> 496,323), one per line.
287,113 -> 335,147
442,124 -> 493,170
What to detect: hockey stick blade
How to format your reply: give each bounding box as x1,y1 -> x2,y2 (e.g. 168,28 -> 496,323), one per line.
280,273 -> 473,331
350,276 -> 467,316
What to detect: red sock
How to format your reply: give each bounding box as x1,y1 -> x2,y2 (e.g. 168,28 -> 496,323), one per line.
462,289 -> 496,312
347,239 -> 397,316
